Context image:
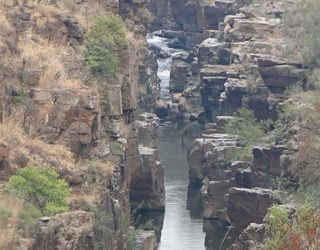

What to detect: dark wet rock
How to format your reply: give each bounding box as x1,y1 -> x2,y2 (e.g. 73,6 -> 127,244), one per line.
167,37 -> 185,49
173,51 -> 195,64
154,100 -> 169,119
148,43 -> 170,59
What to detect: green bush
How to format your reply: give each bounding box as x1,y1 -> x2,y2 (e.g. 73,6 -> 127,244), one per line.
225,97 -> 271,161
264,205 -> 291,250
84,15 -> 127,79
263,204 -> 320,249
5,166 -> 70,215
282,0 -> 320,67
18,203 -> 42,237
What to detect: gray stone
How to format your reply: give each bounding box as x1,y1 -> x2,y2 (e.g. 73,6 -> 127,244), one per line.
226,187 -> 280,233
31,211 -> 94,250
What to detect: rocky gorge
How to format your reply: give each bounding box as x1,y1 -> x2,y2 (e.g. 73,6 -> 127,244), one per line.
0,0 -> 319,249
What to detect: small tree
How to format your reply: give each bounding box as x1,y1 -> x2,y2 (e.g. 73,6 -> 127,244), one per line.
225,97 -> 270,161
5,166 -> 70,215
84,15 -> 127,79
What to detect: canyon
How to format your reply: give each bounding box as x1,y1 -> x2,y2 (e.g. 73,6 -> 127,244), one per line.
0,0 -> 318,250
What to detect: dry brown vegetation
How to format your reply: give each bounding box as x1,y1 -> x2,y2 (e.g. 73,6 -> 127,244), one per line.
0,120 -> 75,172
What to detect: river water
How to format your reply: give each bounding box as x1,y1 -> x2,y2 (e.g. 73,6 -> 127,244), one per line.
144,32 -> 233,250
146,32 -> 207,250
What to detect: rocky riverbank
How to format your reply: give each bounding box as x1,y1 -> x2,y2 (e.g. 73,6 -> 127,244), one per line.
0,0 -> 163,249
148,0 -> 313,249
0,0 -> 318,249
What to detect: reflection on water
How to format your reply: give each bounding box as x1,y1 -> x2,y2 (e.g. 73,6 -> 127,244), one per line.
158,120 -> 205,250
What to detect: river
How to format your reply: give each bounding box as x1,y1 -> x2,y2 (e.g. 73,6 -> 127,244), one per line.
142,31 -> 234,250
146,32 -> 206,250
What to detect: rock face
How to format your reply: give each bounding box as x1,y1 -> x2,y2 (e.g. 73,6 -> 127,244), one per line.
135,230 -> 157,250
1,1 -> 163,249
169,60 -> 189,92
128,113 -> 165,210
226,187 -> 280,233
24,88 -> 100,155
31,211 -> 94,250
188,133 -> 238,185
232,223 -> 265,250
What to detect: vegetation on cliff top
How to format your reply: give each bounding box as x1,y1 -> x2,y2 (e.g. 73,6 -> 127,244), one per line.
5,166 -> 70,215
84,15 -> 127,79
282,0 -> 320,67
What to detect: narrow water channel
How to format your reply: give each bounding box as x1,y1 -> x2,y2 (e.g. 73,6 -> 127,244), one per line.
146,32 -> 207,249
158,121 -> 205,250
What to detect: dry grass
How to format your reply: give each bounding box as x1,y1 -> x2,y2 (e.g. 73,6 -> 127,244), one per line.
0,120 -> 76,172
17,32 -> 86,89
55,0 -> 119,32
94,159 -> 115,179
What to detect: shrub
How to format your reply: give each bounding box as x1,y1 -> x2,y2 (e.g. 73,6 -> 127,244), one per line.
17,203 -> 42,237
225,97 -> 271,161
264,206 -> 291,250
5,166 -> 70,215
282,0 -> 320,67
85,204 -> 114,250
263,204 -> 320,249
296,204 -> 320,245
84,15 -> 127,79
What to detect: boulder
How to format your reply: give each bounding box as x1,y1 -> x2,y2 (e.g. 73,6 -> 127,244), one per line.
169,60 -> 189,92
198,38 -> 229,65
31,211 -> 94,250
107,84 -> 123,116
258,64 -> 307,89
232,223 -> 265,250
188,134 -> 238,184
135,113 -> 159,148
252,146 -> 284,176
226,187 -> 280,233
203,180 -> 232,219
226,18 -> 275,41
154,100 -> 169,119
129,145 -> 165,209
